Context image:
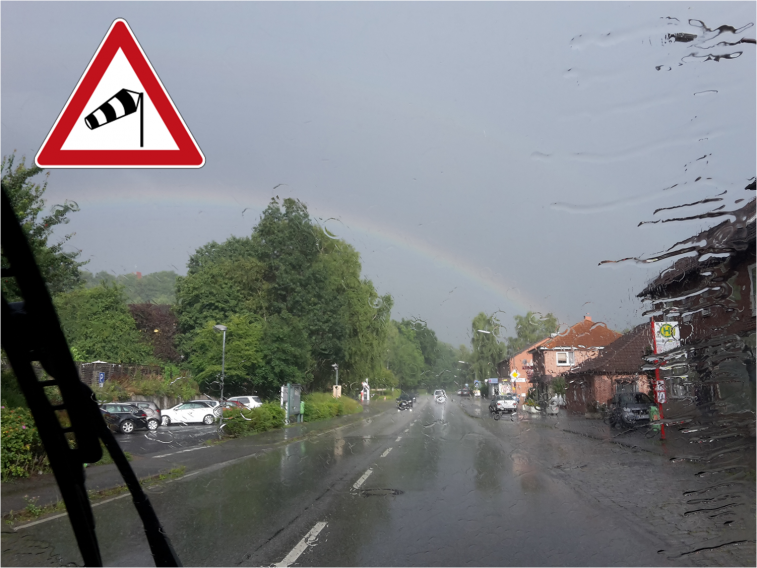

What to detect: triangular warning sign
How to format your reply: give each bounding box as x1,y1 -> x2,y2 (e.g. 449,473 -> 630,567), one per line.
36,19 -> 204,168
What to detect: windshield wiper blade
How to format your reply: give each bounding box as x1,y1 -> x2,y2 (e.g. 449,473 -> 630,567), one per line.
1,184 -> 181,567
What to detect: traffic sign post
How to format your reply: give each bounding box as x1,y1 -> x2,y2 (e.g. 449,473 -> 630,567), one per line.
650,319 -> 677,440
98,372 -> 105,388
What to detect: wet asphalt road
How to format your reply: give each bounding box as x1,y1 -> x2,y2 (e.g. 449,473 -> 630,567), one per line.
2,396 -> 754,566
115,423 -> 220,456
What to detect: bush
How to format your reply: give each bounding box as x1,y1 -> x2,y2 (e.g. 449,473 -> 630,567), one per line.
303,392 -> 362,422
1,407 -> 49,480
95,373 -> 199,402
221,402 -> 285,438
1,368 -> 28,409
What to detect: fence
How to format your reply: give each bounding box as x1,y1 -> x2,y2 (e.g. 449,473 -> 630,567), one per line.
1,359 -> 162,387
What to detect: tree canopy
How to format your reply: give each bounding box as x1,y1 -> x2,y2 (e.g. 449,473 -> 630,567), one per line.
175,198 -> 393,398
54,284 -> 152,363
1,155 -> 85,300
469,312 -> 507,384
81,270 -> 179,304
506,311 -> 559,356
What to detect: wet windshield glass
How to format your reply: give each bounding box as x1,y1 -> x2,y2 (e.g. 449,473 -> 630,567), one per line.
1,2 -> 754,567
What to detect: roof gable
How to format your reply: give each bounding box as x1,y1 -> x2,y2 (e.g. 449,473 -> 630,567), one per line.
535,319 -> 621,350
568,324 -> 652,375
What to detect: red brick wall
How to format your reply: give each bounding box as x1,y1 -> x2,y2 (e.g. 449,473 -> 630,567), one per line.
566,374 -> 652,413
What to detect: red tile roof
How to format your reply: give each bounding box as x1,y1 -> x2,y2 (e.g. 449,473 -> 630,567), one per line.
567,324 -> 652,375
533,319 -> 622,350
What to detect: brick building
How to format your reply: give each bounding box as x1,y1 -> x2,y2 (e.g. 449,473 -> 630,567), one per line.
529,315 -> 622,381
496,337 -> 550,400
637,198 -> 756,420
564,324 -> 653,414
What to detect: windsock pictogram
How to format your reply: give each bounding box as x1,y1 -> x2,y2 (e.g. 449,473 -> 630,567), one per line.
84,88 -> 144,147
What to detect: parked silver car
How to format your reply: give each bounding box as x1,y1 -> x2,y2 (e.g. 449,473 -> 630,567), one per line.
124,401 -> 161,431
226,395 -> 263,409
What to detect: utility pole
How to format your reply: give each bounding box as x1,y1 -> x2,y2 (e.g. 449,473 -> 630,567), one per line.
214,325 -> 228,433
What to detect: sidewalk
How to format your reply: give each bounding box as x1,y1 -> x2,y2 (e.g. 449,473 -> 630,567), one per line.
460,394 -> 757,472
2,399 -> 395,517
519,409 -> 757,471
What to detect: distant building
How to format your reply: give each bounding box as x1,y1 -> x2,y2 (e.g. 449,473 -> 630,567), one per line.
529,314 -> 622,381
496,337 -> 550,399
565,324 -> 653,414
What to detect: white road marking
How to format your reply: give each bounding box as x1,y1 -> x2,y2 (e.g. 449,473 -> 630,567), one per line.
152,445 -> 212,459
275,521 -> 327,567
352,468 -> 373,490
404,428 -> 409,433
14,493 -> 131,530
381,448 -> 393,458
395,436 -> 402,442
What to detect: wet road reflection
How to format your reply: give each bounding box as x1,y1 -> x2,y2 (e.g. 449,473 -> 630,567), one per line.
2,396 -> 753,567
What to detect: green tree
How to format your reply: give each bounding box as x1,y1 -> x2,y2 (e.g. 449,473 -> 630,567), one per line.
385,320 -> 424,390
81,270 -> 179,304
187,314 -> 264,396
1,155 -> 86,300
54,284 -> 152,363
175,198 -> 393,396
428,341 -> 460,390
506,311 -> 559,356
551,376 -> 567,397
470,312 -> 507,384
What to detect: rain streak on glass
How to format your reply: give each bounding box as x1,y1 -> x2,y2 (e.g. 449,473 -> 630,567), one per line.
0,3 -> 754,568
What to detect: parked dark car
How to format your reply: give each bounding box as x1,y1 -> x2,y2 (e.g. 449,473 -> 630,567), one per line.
607,392 -> 655,428
100,403 -> 152,434
461,388 -> 471,397
125,401 -> 161,431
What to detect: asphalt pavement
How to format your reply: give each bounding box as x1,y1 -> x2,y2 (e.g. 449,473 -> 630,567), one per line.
2,396 -> 754,567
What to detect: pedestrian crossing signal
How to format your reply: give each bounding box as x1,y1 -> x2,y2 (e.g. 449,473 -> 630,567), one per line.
84,88 -> 144,147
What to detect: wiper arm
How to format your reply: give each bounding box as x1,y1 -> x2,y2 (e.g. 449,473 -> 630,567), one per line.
1,185 -> 181,567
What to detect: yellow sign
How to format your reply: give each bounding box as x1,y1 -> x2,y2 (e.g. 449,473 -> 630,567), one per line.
510,370 -> 520,380
659,323 -> 676,338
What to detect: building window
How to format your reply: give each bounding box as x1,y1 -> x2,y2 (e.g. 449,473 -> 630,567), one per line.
556,351 -> 574,366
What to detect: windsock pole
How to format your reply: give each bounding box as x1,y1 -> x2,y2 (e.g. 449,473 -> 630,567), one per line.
139,92 -> 144,148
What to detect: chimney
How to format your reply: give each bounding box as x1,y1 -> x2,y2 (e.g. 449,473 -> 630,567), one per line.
584,313 -> 591,322
136,271 -> 142,280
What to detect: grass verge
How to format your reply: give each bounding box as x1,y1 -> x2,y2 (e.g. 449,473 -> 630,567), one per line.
3,466 -> 186,527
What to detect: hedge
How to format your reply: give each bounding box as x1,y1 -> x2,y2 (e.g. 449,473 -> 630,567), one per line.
221,402 -> 285,438
1,406 -> 49,480
302,392 -> 362,422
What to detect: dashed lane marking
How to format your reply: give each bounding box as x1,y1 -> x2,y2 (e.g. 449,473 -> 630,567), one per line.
381,448 -> 393,458
275,521 -> 327,567
352,468 -> 373,490
396,436 -> 402,442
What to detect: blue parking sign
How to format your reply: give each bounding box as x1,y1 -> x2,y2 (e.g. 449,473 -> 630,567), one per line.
98,372 -> 105,387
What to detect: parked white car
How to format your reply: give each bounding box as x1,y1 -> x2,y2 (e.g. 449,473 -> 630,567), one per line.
226,395 -> 263,409
160,402 -> 218,426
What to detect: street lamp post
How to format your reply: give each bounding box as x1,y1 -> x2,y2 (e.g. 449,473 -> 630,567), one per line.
214,324 -> 228,432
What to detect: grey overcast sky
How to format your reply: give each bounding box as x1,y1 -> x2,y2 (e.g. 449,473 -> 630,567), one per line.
2,1 -> 755,346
